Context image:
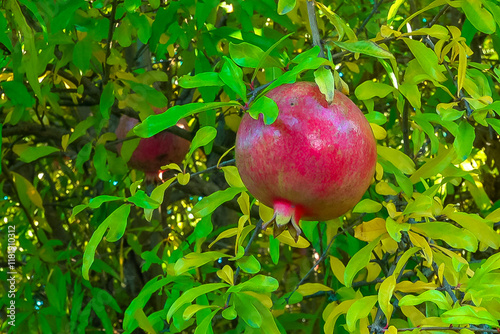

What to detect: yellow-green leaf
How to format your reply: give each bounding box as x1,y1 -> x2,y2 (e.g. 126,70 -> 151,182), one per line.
378,275 -> 396,322
174,251 -> 231,275
377,146 -> 415,174
441,305 -> 498,327
399,290 -> 452,310
346,295 -> 378,332
314,67 -> 335,104
353,199 -> 383,213
344,235 -> 382,287
297,283 -> 334,296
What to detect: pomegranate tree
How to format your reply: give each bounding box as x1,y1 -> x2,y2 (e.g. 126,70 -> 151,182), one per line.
235,82 -> 377,240
116,108 -> 190,181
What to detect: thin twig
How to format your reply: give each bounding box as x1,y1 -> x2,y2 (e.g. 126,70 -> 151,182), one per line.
306,0 -> 325,58
356,0 -> 383,35
169,159 -> 235,188
285,215 -> 366,304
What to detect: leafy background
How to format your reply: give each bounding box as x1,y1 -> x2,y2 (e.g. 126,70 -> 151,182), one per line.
1,0 -> 500,333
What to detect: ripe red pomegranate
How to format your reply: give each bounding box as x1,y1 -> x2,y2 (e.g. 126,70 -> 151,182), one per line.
235,82 -> 377,241
116,108 -> 190,181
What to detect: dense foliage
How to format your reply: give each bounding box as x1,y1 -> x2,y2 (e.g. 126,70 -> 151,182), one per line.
1,0 -> 500,333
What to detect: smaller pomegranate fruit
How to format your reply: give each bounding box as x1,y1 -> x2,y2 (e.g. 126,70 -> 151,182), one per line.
235,82 -> 377,241
116,108 -> 190,181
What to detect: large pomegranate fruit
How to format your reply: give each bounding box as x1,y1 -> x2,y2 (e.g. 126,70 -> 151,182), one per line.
235,82 -> 377,240
116,108 -> 190,181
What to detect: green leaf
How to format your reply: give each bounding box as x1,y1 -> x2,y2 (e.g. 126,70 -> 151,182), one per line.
82,204 -> 131,280
93,144 -> 110,181
183,304 -> 217,321
15,145 -> 59,163
378,275 -> 396,322
187,126 -> 217,160
233,293 -> 262,328
100,82 -> 114,119
126,81 -> 168,108
344,235 -> 382,288
441,305 -> 498,327
127,190 -> 160,209
220,56 -> 247,102
73,38 -> 92,71
222,306 -> 237,320
192,187 -> 245,218
194,309 -> 218,334
461,0 -> 496,34
178,72 -> 224,88
446,212 -> 500,249
11,172 -> 43,210
314,67 -> 335,104
76,142 -> 92,173
252,33 -> 293,83
453,121 -> 475,162
249,295 -> 281,334
277,0 -> 296,15
1,80 -> 35,107
352,199 -> 383,213
134,102 -> 240,138
387,0 -> 405,24
386,217 -> 410,242
399,290 -> 452,310
174,251 -> 231,275
486,118 -> 500,135
166,283 -> 229,322
229,42 -> 281,68
377,146 -> 415,174
346,295 -> 378,332
89,195 -> 124,209
247,96 -> 279,125
227,275 -> 279,294
413,222 -> 477,252
333,40 -> 395,59
355,81 -> 395,100
403,38 -> 447,82
237,255 -> 261,274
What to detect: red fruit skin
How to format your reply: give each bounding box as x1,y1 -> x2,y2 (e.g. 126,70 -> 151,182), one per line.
116,110 -> 190,177
235,82 -> 377,221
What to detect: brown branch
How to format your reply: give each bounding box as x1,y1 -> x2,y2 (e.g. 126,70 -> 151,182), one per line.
356,0 -> 383,35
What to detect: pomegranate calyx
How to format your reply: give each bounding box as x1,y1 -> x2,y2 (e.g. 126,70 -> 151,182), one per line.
262,200 -> 303,243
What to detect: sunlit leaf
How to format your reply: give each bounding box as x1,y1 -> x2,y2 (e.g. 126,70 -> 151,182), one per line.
346,295 -> 378,332
174,251 -> 231,275
166,283 -> 228,322
247,96 -> 279,125
333,40 -> 395,59
344,235 -> 382,287
314,67 -> 335,104
277,0 -> 296,15
399,290 -> 452,310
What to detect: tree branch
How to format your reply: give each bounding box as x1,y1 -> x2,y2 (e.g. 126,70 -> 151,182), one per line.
307,0 -> 325,58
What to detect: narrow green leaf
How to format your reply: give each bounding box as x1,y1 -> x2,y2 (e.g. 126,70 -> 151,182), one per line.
453,121 -> 475,162
486,118 -> 500,135
194,309 -> 219,334
187,126 -> 217,161
1,80 -> 35,107
446,212 -> 500,249
252,33 -> 293,83
89,195 -> 124,209
134,102 -> 240,138
73,38 -> 92,71
82,204 -> 131,280
227,275 -> 279,294
76,142 -> 92,173
166,283 -> 229,322
126,81 -> 168,108
100,82 -> 115,119
399,290 -> 452,310
105,205 -> 130,242
220,56 -> 247,102
233,293 -> 262,328
346,295 -> 378,332
333,40 -> 395,59
441,305 -> 498,327
344,235 -> 382,288
192,187 -> 245,218
127,190 -> 160,209
16,145 -> 59,163
248,96 -> 279,125
174,251 -> 231,275
403,38 -> 447,82
179,72 -> 224,88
